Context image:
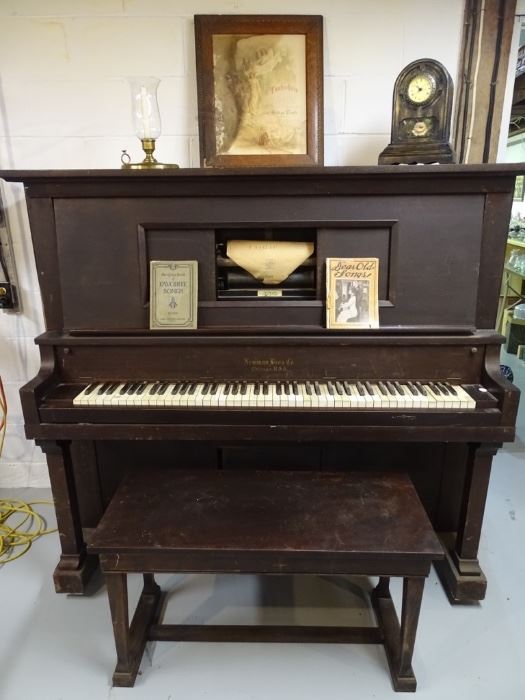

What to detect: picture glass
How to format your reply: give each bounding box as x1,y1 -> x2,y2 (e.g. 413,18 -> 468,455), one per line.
212,34 -> 307,156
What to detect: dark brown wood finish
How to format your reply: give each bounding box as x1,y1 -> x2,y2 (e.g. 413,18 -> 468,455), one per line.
91,470 -> 441,690
36,440 -> 98,593
4,164 -> 521,601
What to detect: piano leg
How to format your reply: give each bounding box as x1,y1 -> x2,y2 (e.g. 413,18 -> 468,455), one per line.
38,440 -> 98,594
435,442 -> 499,603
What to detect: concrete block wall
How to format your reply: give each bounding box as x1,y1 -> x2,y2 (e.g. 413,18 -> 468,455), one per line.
0,0 -> 464,486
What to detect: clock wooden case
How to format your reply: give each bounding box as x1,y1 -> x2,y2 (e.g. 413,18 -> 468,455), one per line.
379,58 -> 455,165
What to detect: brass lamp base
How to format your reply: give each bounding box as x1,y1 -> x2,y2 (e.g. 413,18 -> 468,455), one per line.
121,139 -> 179,170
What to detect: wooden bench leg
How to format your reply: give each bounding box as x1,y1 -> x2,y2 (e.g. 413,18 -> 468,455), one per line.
371,576 -> 425,692
397,577 -> 425,689
106,573 -> 162,687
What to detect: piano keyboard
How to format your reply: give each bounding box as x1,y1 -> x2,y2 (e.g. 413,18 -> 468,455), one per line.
73,380 -> 478,409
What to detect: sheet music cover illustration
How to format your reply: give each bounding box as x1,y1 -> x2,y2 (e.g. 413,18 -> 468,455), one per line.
150,260 -> 198,329
326,258 -> 379,329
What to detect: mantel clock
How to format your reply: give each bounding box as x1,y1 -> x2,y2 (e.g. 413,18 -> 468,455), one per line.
379,58 -> 455,164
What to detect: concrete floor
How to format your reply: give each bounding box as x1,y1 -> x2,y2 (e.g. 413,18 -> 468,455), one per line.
1,357 -> 524,699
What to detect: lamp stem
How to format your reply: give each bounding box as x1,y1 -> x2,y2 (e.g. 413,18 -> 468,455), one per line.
141,138 -> 158,164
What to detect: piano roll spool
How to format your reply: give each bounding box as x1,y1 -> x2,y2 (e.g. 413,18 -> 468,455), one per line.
224,269 -> 315,289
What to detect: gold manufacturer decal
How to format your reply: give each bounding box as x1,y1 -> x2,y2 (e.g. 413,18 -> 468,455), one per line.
244,358 -> 295,373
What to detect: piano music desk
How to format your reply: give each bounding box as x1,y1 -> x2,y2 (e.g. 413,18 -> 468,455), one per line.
89,469 -> 443,691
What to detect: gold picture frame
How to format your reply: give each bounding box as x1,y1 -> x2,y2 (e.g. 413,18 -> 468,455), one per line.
194,14 -> 323,168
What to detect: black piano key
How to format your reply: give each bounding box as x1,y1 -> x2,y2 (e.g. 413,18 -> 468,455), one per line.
283,383 -> 290,396
314,382 -> 322,396
415,382 -> 427,396
97,382 -> 111,395
253,383 -> 260,396
364,381 -> 374,396
188,383 -> 197,395
305,382 -> 313,396
275,383 -> 282,396
394,381 -> 405,396
224,383 -> 231,396
378,382 -> 388,396
178,383 -> 190,396
342,382 -> 353,396
356,382 -> 365,397
210,383 -> 219,395
240,383 -> 247,395
385,381 -> 397,396
127,383 -> 139,395
437,382 -> 450,395
136,382 -> 148,395
326,382 -> 335,396
201,383 -> 210,396
231,383 -> 239,396
445,382 -> 457,395
148,383 -> 160,396
335,381 -> 344,396
407,382 -> 418,396
171,382 -> 181,394
292,382 -> 299,395
84,383 -> 96,395
106,383 -> 118,395
430,382 -> 442,395
157,383 -> 168,395
262,383 -> 269,396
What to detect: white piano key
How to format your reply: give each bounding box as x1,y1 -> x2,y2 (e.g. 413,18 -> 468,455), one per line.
299,383 -> 312,407
207,384 -> 223,407
374,383 -> 393,409
406,383 -> 427,409
425,384 -> 446,409
319,384 -> 335,407
73,383 -> 96,406
101,382 -> 126,406
185,383 -> 205,407
395,383 -> 414,409
228,383 -> 244,407
449,384 -> 476,409
344,384 -> 363,409
433,383 -> 457,408
364,383 -> 382,409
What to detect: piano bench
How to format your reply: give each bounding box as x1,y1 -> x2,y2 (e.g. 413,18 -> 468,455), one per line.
89,469 -> 443,692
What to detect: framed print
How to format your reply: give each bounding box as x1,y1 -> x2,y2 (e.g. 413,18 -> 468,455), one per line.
194,14 -> 323,167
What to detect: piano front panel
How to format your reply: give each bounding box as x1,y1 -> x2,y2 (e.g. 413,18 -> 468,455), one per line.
52,193 -> 484,331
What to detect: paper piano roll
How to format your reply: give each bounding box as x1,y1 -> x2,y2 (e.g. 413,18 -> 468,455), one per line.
226,240 -> 314,285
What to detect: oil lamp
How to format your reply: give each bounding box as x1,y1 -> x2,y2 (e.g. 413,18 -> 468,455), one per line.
121,77 -> 178,169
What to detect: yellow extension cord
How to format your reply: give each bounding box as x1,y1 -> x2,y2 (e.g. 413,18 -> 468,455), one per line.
0,378 -> 57,564
0,499 -> 57,564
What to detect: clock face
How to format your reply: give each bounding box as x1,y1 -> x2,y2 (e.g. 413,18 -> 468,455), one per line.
406,72 -> 436,105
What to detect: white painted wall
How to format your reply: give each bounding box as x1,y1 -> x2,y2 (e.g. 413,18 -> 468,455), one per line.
0,0 -> 464,486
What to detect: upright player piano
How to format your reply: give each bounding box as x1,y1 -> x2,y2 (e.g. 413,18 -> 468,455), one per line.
5,164 -> 521,602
